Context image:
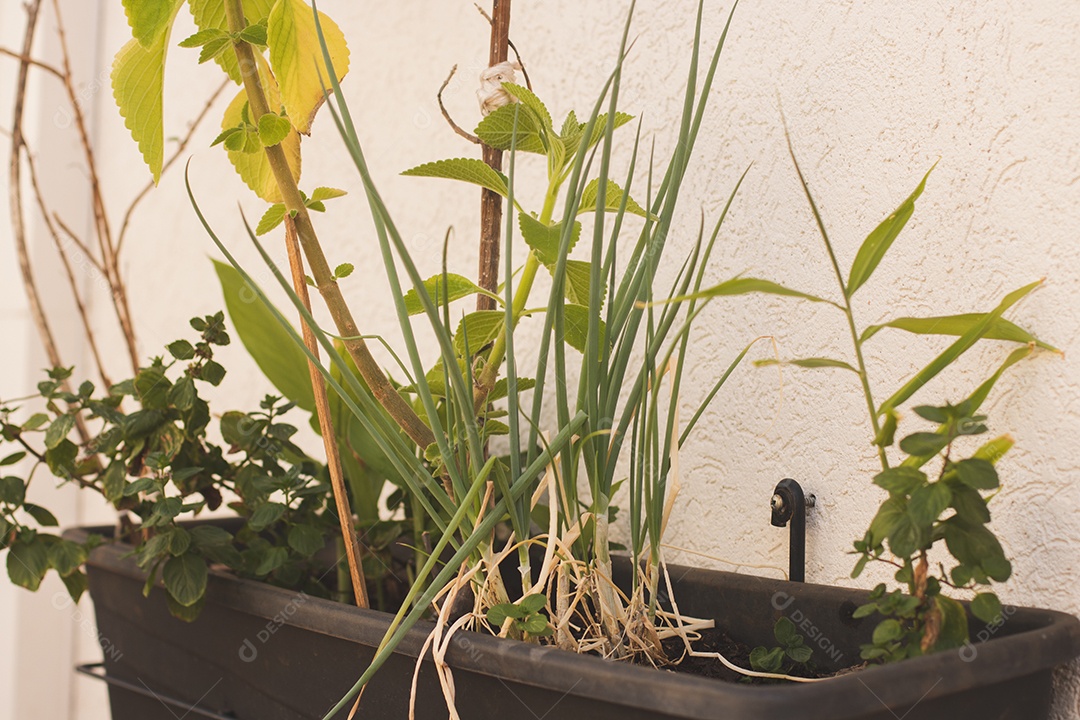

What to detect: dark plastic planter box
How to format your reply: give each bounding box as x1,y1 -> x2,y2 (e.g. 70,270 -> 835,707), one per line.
67,524 -> 1080,720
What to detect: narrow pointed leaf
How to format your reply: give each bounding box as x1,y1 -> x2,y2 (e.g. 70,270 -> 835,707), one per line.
847,164 -> 935,297
879,280 -> 1042,414
666,277 -> 841,307
754,357 -> 857,372
862,313 -> 1055,351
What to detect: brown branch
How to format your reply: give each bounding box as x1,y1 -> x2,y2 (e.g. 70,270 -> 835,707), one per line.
474,3 -> 532,91
51,215 -> 104,275
476,0 -> 512,312
116,79 -> 231,257
283,217 -> 369,609
0,47 -> 64,81
24,150 -> 112,389
50,0 -> 139,376
8,0 -> 94,445
437,65 -> 480,145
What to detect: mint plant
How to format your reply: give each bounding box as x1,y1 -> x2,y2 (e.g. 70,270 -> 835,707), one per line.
852,402 -> 1010,660
0,313 -> 347,618
750,617 -> 814,674
486,593 -> 553,641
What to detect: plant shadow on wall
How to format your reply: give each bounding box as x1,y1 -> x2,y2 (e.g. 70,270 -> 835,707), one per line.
2,0 -> 1078,719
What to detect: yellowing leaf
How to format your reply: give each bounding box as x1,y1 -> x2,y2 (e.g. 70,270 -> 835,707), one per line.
187,0 -> 276,83
267,0 -> 350,134
221,54 -> 301,202
123,0 -> 179,47
112,0 -> 184,183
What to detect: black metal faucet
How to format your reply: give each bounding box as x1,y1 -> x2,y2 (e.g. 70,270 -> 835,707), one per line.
771,478 -> 814,582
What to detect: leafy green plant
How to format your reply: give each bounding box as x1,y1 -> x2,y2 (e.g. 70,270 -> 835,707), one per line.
750,617 -> 813,673
0,313 -> 347,617
676,138 -> 1054,663
486,593 -> 553,641
851,402 -> 1010,660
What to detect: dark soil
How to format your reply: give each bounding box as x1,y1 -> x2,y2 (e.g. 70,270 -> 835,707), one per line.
655,628 -> 837,684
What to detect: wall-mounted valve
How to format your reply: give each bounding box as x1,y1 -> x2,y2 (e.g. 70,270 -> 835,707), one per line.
771,478 -> 815,583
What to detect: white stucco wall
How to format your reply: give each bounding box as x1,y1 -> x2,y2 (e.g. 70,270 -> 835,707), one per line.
2,1 -> 1078,718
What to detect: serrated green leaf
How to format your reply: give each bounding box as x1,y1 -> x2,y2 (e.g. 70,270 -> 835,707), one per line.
475,103 -> 546,154
178,28 -> 228,48
518,213 -> 580,266
908,482 -> 952,526
267,0 -> 350,134
899,432 -> 950,457
562,260 -> 604,306
518,593 -> 547,614
774,616 -> 797,645
873,466 -> 926,496
402,158 -> 509,197
971,593 -> 1002,624
238,23 -> 268,46
166,339 -> 196,360
861,313 -> 1055,351
7,540 -> 49,591
187,0 -> 275,83
213,260 -> 314,410
248,502 -> 286,531
162,553 -> 207,607
952,458 -> 999,490
584,112 -> 634,150
0,479 -> 24,507
523,614 -> 550,635
334,263 -> 354,279
403,273 -> 497,315
258,112 -> 292,146
309,187 -> 346,202
486,604 -> 511,627
454,311 -> 504,356
48,540 -> 86,577
220,54 -> 302,202
872,618 -> 903,644
256,204 -> 287,235
562,304 -> 606,354
44,414 -> 75,450
847,164 -> 935,297
198,36 -> 231,64
112,0 -> 184,183
502,83 -> 552,131
577,178 -> 650,219
489,377 -> 536,403
287,524 -> 324,556
123,0 -> 179,47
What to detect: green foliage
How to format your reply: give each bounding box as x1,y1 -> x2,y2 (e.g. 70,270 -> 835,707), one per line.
486,593 -> 553,639
749,617 -> 814,673
852,402 -> 1010,661
0,315 -> 342,617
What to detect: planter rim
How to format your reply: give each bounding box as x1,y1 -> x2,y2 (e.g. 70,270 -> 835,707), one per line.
67,523 -> 1080,720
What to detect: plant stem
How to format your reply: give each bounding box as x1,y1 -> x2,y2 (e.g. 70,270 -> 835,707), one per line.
284,217 -> 368,608
476,0 -> 513,311
472,184 -> 558,413
223,0 -> 434,451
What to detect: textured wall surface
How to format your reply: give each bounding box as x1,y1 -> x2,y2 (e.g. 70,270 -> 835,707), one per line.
2,1 -> 1078,718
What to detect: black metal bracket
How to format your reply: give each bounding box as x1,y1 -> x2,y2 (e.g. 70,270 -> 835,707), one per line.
770,478 -> 814,583
75,663 -> 237,720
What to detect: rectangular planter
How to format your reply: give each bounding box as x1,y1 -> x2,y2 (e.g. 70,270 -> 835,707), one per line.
66,524 -> 1080,720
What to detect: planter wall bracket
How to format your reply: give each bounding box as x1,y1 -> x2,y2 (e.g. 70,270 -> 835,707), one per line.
75,663 -> 238,720
770,478 -> 814,582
